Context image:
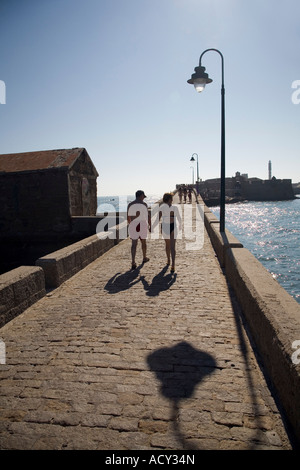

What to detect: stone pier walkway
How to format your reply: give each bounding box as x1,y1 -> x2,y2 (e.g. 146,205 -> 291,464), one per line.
0,194 -> 293,450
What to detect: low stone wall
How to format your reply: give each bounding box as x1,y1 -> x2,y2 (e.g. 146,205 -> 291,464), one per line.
203,206 -> 243,267
203,204 -> 300,447
36,220 -> 128,288
36,232 -> 114,288
0,266 -> 46,327
0,222 -> 128,326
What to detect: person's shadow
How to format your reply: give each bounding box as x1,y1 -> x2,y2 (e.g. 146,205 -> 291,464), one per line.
104,264 -> 143,294
147,341 -> 217,449
141,265 -> 177,297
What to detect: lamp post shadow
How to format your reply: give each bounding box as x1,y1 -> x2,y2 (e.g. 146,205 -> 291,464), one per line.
147,341 -> 217,450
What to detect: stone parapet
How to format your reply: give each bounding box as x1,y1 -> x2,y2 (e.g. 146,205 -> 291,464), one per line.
36,231 -> 116,288
0,266 -> 45,327
203,209 -> 243,267
0,222 -> 128,325
203,203 -> 300,446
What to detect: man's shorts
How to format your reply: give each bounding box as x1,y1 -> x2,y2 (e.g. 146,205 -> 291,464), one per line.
129,220 -> 148,240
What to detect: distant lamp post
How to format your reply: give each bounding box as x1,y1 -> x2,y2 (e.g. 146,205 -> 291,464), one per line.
190,166 -> 194,184
190,153 -> 199,194
188,48 -> 226,232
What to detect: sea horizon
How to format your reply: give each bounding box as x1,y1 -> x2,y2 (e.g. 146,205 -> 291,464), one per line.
97,194 -> 163,214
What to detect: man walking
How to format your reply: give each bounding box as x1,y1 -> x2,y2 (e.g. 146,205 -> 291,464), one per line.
127,190 -> 151,269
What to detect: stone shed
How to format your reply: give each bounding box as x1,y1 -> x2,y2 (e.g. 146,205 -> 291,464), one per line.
0,148 -> 99,273
0,147 -> 99,238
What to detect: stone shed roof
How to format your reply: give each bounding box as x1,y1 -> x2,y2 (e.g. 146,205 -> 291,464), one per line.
0,148 -> 98,175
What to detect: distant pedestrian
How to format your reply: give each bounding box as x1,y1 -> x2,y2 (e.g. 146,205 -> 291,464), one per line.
127,190 -> 151,270
188,187 -> 192,203
183,186 -> 187,203
178,186 -> 183,204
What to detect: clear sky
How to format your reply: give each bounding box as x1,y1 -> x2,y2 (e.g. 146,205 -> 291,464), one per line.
1,0 -> 300,197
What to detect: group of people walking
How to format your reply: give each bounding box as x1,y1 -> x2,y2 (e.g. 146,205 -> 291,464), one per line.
127,190 -> 181,274
177,185 -> 195,204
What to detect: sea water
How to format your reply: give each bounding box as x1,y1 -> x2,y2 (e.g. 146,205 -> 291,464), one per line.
212,198 -> 300,304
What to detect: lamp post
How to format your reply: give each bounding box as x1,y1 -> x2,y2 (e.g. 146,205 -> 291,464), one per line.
190,166 -> 194,184
190,153 -> 199,194
187,48 -> 225,233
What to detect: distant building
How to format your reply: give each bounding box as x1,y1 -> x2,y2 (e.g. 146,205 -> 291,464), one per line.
194,171 -> 295,205
292,183 -> 300,195
0,148 -> 98,237
0,148 -> 99,273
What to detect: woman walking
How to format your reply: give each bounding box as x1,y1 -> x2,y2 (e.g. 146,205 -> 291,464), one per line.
159,193 -> 181,273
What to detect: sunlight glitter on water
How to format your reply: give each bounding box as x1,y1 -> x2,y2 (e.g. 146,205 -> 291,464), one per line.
212,199 -> 300,303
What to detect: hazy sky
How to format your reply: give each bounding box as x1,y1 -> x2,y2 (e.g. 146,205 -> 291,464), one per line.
1,0 -> 300,196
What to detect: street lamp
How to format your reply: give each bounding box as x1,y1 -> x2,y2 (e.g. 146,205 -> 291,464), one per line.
190,153 -> 199,194
187,48 -> 226,233
190,153 -> 199,182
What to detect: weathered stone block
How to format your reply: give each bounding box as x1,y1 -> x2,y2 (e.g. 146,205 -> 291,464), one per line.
36,232 -> 115,288
0,266 -> 46,327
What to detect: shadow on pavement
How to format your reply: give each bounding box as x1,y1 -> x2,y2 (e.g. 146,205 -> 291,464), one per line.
147,341 -> 217,450
227,281 -> 296,449
104,265 -> 177,296
141,265 -> 177,296
104,264 -> 143,293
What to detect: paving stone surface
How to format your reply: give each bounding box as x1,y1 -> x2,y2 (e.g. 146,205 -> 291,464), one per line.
0,194 -> 293,450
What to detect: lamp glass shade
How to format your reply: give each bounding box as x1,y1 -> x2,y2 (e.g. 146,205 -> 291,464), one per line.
193,78 -> 207,93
